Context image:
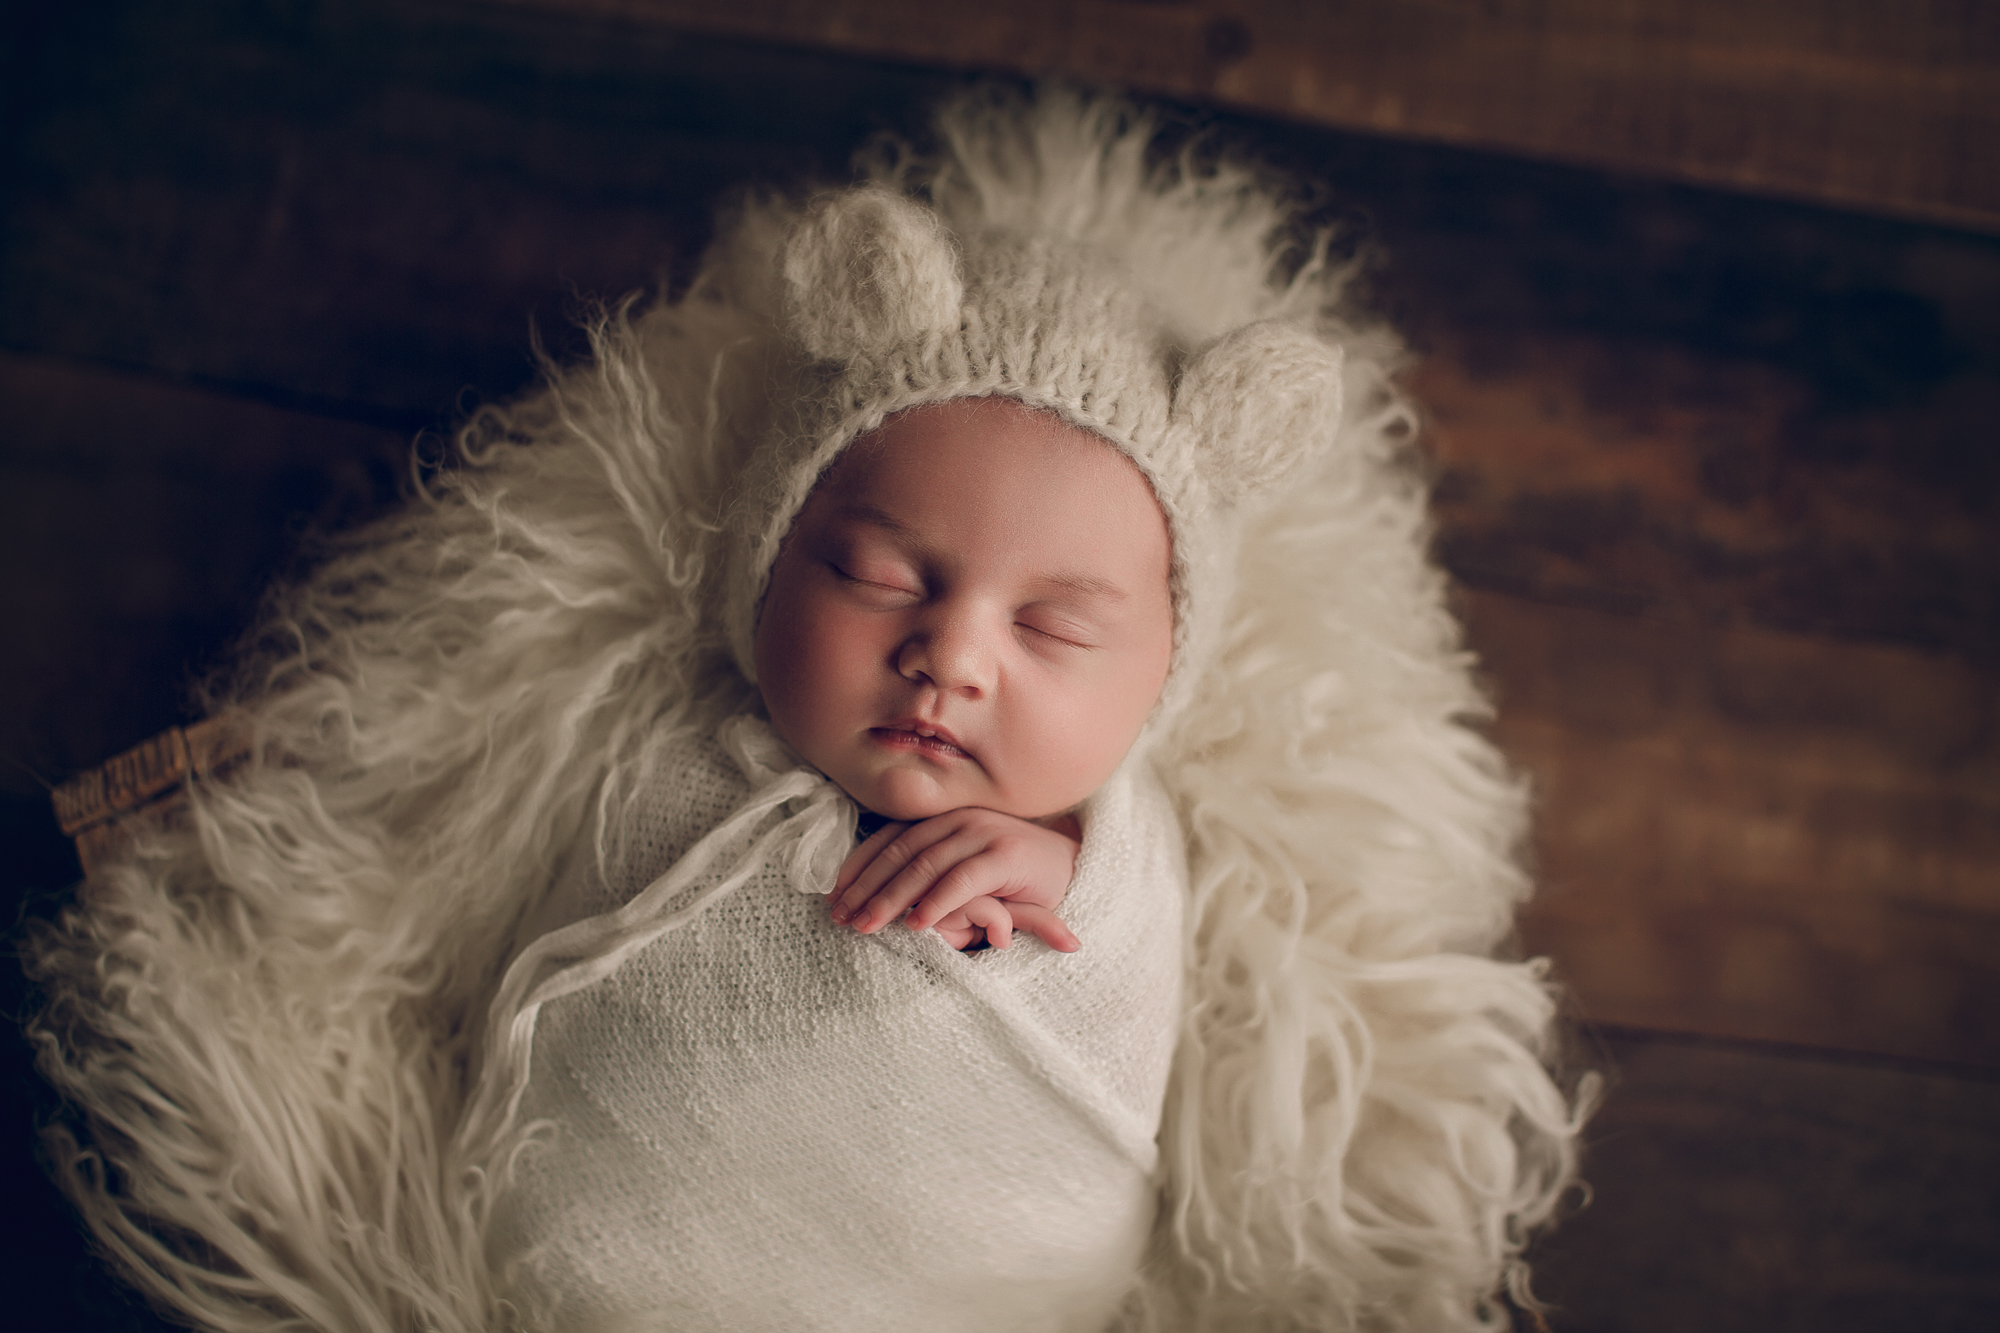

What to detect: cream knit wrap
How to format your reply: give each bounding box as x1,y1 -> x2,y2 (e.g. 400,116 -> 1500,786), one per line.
483,715 -> 1184,1332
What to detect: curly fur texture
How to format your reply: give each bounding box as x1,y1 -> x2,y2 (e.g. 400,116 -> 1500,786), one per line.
26,88 -> 1587,1332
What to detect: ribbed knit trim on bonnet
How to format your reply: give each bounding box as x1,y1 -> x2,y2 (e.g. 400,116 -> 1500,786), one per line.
722,99 -> 1350,724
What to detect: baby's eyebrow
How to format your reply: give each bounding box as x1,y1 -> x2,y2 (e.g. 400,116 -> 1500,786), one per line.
835,500 -> 1127,602
835,501 -> 908,535
1031,571 -> 1128,603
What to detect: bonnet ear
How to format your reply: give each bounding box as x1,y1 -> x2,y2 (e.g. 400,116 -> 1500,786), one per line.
1172,320 -> 1345,507
781,187 -> 965,362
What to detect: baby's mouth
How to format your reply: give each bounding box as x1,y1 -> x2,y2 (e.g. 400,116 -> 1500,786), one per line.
871,721 -> 971,761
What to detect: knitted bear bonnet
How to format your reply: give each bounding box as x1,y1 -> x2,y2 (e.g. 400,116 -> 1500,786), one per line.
724,162 -> 1348,721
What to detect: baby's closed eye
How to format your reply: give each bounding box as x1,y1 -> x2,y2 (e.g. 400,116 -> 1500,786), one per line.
1015,613 -> 1099,650
829,561 -> 921,601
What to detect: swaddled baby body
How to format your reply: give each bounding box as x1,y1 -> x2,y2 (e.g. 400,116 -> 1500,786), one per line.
486,720 -> 1185,1332
486,399 -> 1189,1329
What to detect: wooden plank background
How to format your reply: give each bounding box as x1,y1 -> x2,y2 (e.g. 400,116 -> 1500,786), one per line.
2,1 -> 1995,1328
511,0 -> 2000,232
1417,335 -> 2000,1066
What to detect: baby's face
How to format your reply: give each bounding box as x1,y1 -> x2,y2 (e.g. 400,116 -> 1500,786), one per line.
755,397 -> 1174,822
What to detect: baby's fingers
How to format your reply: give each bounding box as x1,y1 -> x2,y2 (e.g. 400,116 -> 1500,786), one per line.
832,820 -> 954,924
840,825 -> 983,932
955,896 -> 1014,950
1002,903 -> 1080,953
902,840 -> 1039,932
834,820 -> 907,896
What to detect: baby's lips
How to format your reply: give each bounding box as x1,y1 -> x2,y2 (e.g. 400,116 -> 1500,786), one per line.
872,717 -> 976,761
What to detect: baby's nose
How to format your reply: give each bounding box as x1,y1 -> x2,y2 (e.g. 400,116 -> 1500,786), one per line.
897,614 -> 996,696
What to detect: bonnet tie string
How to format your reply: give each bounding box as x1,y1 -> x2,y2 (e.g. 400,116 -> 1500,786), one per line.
456,714 -> 853,1169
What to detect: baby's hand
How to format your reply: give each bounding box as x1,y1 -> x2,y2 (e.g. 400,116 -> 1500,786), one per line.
829,809 -> 1082,952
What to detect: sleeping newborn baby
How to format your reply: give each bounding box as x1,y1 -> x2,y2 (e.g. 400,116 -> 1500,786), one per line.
482,396 -> 1192,1332
775,396 -> 1175,955
468,137 -> 1368,1322
32,92 -> 1583,1333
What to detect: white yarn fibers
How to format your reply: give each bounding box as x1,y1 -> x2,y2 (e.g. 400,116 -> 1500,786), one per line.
485,717 -> 1186,1333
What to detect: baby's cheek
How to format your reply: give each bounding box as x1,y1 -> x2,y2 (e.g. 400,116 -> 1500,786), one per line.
1018,694 -> 1136,812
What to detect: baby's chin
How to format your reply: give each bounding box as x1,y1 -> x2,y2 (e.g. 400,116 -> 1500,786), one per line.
842,765 -> 1047,824
847,773 -> 983,823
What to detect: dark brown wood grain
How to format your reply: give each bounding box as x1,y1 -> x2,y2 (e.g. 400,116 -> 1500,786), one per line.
1527,1031 -> 2000,1331
1475,594 -> 2000,1066
1416,330 -> 2000,666
502,0 -> 2000,232
0,350 -> 410,811
1417,329 -> 2000,1067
